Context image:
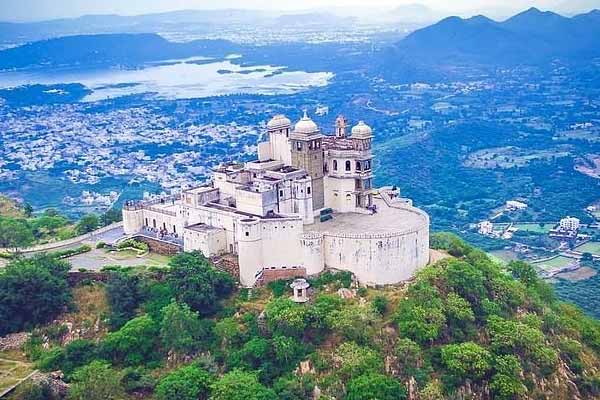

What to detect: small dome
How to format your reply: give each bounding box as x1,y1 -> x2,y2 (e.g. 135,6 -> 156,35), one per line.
351,121 -> 373,138
294,111 -> 319,134
267,114 -> 291,130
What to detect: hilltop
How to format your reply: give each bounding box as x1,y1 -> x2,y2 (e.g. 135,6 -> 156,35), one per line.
2,234 -> 600,399
381,8 -> 600,80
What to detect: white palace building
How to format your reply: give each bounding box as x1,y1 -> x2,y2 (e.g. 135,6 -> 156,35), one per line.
123,112 -> 430,287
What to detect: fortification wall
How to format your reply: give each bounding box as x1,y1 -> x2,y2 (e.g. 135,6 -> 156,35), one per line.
301,198 -> 430,285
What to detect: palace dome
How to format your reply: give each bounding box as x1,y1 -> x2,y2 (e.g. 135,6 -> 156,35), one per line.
294,111 -> 319,134
267,114 -> 291,130
351,121 -> 373,138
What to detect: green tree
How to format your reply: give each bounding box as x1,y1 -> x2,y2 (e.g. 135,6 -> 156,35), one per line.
445,292 -> 475,325
335,342 -> 383,381
102,315 -> 159,366
273,375 -> 314,400
396,300 -> 446,344
0,255 -> 71,335
75,213 -> 99,234
265,297 -> 309,338
508,261 -> 538,287
372,295 -> 389,315
155,364 -> 213,400
487,315 -> 557,373
167,252 -> 234,315
308,293 -> 343,331
22,202 -> 34,217
445,260 -> 487,303
141,281 -> 175,320
440,342 -> 492,380
160,301 -> 203,357
31,215 -> 68,237
0,216 -> 34,250
67,361 -> 125,400
211,370 -> 276,400
395,338 -> 423,378
272,335 -> 305,365
215,317 -> 243,348
346,373 -> 407,400
106,271 -> 142,329
490,355 -> 526,400
326,304 -> 378,342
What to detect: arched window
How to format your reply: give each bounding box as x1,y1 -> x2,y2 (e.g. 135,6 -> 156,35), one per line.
333,160 -> 338,171
307,187 -> 311,195
356,161 -> 362,171
345,161 -> 351,171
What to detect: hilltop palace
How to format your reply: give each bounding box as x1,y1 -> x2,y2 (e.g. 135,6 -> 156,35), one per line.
123,112 -> 430,287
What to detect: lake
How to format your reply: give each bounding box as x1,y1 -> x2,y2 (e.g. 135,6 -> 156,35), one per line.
0,57 -> 334,101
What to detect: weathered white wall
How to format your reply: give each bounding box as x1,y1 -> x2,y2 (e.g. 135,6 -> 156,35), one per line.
300,233 -> 325,275
183,227 -> 227,256
325,175 -> 357,213
236,217 -> 304,287
133,208 -> 182,235
270,129 -> 292,165
123,209 -> 144,234
323,204 -> 429,285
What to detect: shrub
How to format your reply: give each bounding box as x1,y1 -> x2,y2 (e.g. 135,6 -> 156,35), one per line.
346,373 -> 407,400
0,255 -> 71,335
440,342 -> 492,380
155,364 -> 213,400
371,295 -> 388,315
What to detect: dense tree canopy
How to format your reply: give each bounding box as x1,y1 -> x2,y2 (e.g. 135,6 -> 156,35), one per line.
155,364 -> 213,400
210,370 -> 276,400
0,255 -> 71,335
167,252 -> 234,315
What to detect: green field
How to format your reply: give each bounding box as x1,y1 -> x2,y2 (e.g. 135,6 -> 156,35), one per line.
575,241 -> 600,255
0,351 -> 34,396
514,223 -> 554,234
533,256 -> 577,271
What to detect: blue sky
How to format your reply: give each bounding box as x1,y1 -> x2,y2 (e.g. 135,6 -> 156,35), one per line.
0,0 -> 589,21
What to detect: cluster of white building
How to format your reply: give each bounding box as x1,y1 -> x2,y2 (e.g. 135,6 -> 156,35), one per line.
124,112 -> 430,287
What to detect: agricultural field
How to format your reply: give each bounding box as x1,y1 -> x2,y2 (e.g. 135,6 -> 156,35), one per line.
533,255 -> 578,272
575,241 -> 600,255
554,129 -> 600,143
514,222 -> 554,234
463,146 -> 571,169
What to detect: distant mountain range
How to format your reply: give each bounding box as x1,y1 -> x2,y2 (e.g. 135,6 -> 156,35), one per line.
0,34 -> 239,70
381,7 -> 600,81
0,9 -> 371,49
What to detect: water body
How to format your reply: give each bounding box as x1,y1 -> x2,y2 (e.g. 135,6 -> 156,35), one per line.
0,57 -> 334,101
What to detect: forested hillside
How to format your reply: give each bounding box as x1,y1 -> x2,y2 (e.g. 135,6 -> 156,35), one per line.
1,235 -> 600,399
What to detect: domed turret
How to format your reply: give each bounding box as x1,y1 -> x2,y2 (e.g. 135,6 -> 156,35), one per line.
267,114 -> 291,130
294,111 -> 319,135
351,121 -> 373,138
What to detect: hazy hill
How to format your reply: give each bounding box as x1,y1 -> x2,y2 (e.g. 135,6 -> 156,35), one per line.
0,33 -> 238,70
0,9 -> 270,48
381,8 -> 600,81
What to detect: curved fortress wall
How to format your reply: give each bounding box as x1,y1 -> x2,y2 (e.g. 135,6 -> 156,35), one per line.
301,203 -> 430,285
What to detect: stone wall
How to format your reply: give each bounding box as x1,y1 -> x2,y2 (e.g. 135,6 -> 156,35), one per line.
131,236 -> 182,255
67,271 -> 111,286
258,266 -> 307,286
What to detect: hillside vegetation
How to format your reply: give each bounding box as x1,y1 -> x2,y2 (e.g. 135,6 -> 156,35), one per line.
3,235 -> 600,399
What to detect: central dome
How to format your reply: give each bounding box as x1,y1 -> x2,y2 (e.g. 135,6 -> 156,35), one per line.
294,111 -> 319,134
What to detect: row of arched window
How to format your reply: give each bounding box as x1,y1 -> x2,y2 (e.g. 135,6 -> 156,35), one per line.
332,159 -> 372,172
